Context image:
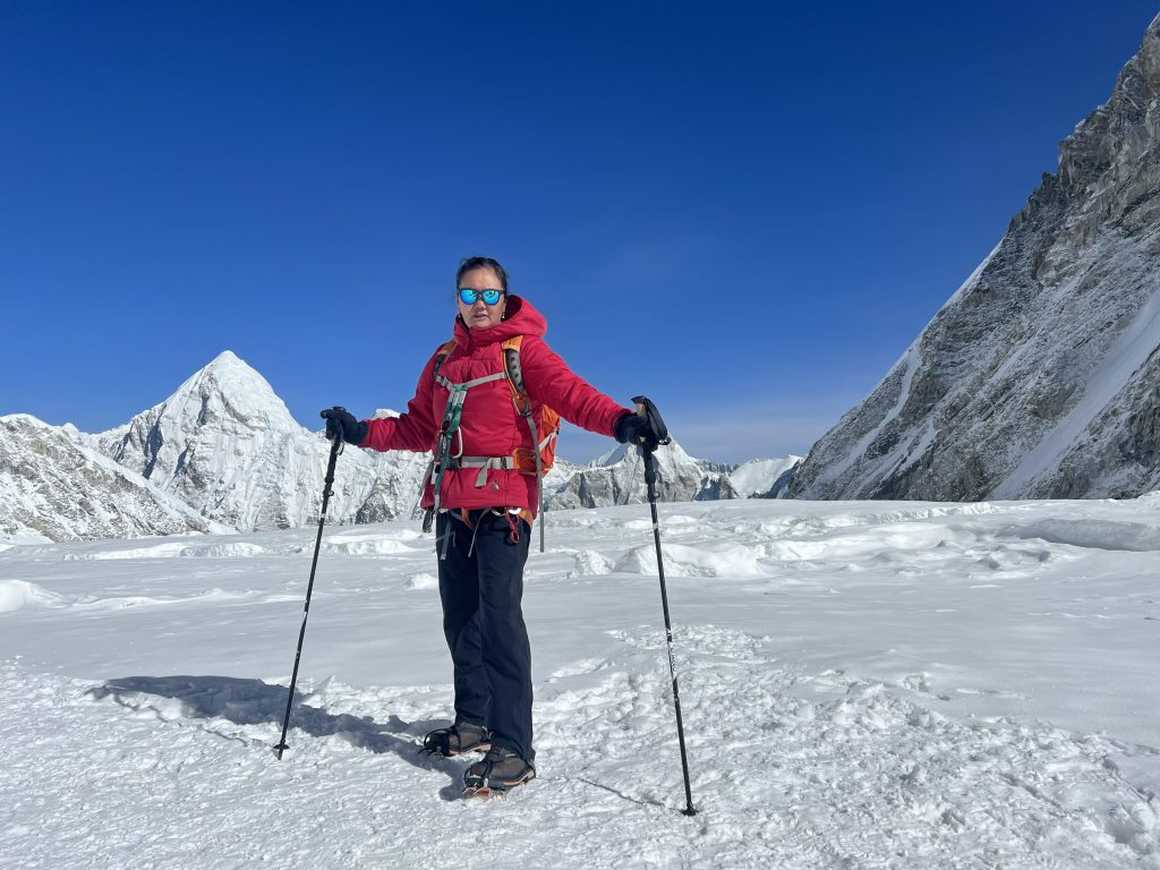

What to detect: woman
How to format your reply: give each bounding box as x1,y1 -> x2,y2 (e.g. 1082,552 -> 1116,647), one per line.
322,256 -> 653,795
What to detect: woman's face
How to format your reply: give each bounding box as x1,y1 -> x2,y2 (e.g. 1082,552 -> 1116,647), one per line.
456,266 -> 507,329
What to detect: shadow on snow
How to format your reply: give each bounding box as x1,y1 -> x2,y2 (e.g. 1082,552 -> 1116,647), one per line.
88,675 -> 469,800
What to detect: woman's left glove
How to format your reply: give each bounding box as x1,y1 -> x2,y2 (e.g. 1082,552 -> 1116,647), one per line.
320,406 -> 368,445
614,411 -> 651,445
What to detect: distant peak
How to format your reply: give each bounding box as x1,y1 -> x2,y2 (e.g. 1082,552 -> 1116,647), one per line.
149,349 -> 295,428
190,351 -> 274,391
592,438 -> 696,467
0,413 -> 51,428
193,351 -> 271,389
205,349 -> 245,369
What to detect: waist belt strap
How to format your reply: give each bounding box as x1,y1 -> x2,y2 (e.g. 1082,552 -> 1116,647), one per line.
453,455 -> 517,487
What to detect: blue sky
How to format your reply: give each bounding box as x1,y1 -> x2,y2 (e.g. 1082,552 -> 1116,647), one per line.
2,2 -> 1156,463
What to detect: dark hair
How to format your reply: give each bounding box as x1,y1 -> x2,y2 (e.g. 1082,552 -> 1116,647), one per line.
456,256 -> 508,291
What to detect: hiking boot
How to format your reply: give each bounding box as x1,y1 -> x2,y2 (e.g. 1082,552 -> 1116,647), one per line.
463,745 -> 536,794
422,721 -> 491,757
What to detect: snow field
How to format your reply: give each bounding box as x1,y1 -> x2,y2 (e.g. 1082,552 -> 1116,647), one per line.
1,497 -> 1158,867
1,628 -> 1153,868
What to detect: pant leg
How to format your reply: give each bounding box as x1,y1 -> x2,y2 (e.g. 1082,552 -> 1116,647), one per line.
435,512 -> 490,727
473,512 -> 534,761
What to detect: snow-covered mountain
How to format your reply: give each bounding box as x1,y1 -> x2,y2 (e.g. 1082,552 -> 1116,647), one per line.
98,351 -> 430,531
0,414 -> 227,543
791,14 -> 1160,501
729,456 -> 803,499
88,349 -> 798,523
3,350 -> 797,542
544,443 -> 802,508
545,440 -> 708,509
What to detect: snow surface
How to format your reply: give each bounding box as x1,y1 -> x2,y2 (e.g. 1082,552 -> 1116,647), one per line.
1,498 -> 1158,867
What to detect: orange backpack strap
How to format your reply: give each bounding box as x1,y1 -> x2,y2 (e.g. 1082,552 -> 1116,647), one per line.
498,336 -> 556,553
500,337 -> 559,446
499,336 -> 531,412
432,339 -> 457,381
501,335 -> 559,459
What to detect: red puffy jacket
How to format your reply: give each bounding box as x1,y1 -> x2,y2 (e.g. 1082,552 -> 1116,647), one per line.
360,295 -> 627,516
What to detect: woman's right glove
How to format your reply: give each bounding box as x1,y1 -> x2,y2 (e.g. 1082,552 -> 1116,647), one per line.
320,406 -> 368,445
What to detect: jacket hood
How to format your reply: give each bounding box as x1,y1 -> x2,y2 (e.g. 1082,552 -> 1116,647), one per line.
452,294 -> 547,348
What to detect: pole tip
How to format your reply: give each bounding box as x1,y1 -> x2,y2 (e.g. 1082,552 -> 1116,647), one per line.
682,807 -> 697,817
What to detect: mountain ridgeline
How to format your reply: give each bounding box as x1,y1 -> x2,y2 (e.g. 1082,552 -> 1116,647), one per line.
790,13 -> 1160,502
1,351 -> 797,543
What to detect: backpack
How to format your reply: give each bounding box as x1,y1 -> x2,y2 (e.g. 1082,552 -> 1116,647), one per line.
423,335 -> 559,553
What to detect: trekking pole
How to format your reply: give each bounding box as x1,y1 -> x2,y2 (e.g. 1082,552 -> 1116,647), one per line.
631,395 -> 696,817
274,433 -> 343,759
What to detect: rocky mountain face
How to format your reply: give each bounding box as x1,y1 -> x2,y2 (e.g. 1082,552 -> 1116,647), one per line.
0,415 -> 227,543
791,14 -> 1160,502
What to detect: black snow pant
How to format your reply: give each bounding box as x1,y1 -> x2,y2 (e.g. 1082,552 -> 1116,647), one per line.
435,509 -> 534,762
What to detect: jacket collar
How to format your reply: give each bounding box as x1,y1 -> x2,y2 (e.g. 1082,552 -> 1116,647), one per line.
452,295 -> 547,349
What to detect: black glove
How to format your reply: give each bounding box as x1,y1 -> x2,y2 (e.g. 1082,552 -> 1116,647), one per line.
320,406 -> 368,445
614,411 -> 652,445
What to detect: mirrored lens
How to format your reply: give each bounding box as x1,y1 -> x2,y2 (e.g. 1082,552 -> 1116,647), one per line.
458,288 -> 504,305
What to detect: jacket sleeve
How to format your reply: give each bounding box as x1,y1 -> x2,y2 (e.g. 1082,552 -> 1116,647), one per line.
519,336 -> 628,437
359,351 -> 439,452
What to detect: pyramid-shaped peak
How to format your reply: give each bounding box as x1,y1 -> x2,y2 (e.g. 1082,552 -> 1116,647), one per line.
194,349 -> 269,386
201,349 -> 270,382
162,350 -> 295,429
206,349 -> 245,368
